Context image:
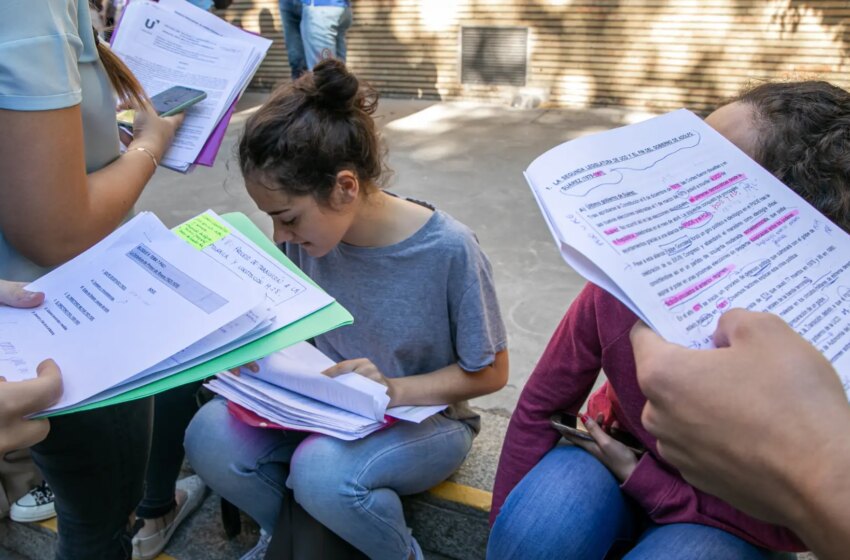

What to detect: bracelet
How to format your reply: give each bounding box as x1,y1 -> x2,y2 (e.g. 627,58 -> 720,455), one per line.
128,146 -> 158,169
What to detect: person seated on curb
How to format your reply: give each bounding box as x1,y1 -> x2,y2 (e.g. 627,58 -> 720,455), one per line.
489,80 -> 850,560
631,311 -> 850,560
184,59 -> 509,560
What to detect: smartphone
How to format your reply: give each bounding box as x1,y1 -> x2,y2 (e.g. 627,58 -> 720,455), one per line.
150,85 -> 207,117
550,412 -> 646,454
116,86 -> 207,131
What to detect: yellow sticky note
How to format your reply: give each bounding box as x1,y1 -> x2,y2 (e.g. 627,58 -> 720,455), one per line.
175,214 -> 231,249
116,109 -> 135,127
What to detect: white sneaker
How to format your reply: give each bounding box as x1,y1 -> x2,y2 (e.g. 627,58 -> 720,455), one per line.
239,530 -> 271,560
132,475 -> 206,560
10,481 -> 56,523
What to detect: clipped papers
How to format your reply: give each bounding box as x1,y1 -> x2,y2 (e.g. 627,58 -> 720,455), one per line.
526,109 -> 850,395
206,342 -> 447,440
0,210 -> 351,416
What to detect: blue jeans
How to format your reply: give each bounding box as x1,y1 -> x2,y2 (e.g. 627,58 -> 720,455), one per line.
31,398 -> 153,560
300,2 -> 352,69
185,398 -> 473,559
278,0 -> 307,79
488,446 -> 796,560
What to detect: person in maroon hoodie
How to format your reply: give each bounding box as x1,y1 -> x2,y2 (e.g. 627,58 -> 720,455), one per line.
489,81 -> 850,559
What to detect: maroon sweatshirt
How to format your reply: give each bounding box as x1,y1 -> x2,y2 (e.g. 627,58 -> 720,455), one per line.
490,282 -> 805,552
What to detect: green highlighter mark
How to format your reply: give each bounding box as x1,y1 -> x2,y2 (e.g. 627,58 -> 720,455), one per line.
175,214 -> 231,249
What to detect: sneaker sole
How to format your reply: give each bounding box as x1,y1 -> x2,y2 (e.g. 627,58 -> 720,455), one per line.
9,509 -> 57,523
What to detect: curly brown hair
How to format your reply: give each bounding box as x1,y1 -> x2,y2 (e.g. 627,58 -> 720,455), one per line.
734,81 -> 850,232
238,58 -> 388,205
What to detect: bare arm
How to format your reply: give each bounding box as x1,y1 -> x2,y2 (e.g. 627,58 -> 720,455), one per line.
324,350 -> 509,407
632,311 -> 850,560
0,103 -> 180,266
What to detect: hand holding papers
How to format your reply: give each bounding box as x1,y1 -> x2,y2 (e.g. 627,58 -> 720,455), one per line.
206,342 -> 447,440
110,0 -> 272,171
526,109 -> 850,396
0,211 -> 352,415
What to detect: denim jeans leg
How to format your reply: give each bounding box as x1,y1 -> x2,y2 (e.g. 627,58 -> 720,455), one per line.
301,5 -> 351,68
136,381 -> 202,519
624,523 -> 798,560
184,398 -> 308,533
31,398 -> 154,560
488,445 -> 639,560
278,0 -> 307,79
335,6 -> 352,61
287,414 -> 474,560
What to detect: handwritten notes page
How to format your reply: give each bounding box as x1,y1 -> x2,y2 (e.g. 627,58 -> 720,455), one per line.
527,109 -> 850,393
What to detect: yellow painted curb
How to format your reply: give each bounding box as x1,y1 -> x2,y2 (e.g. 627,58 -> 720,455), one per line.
428,481 -> 492,512
35,518 -> 176,560
37,518 -> 57,532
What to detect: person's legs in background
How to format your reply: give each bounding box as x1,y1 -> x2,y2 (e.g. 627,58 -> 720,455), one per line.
300,2 -> 353,69
278,0 -> 307,80
488,445 -> 640,560
133,382 -> 206,560
287,414 -> 473,560
31,398 -> 153,560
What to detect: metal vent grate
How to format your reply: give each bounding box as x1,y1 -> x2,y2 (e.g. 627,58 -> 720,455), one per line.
461,26 -> 528,87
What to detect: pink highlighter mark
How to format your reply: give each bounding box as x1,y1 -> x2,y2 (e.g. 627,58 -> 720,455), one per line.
681,212 -> 712,229
748,210 -> 800,242
710,172 -> 726,181
593,171 -> 606,177
669,183 -> 682,190
689,174 -> 745,203
604,227 -> 620,235
664,265 -> 736,307
692,303 -> 702,312
717,299 -> 729,310
613,233 -> 638,246
743,218 -> 769,236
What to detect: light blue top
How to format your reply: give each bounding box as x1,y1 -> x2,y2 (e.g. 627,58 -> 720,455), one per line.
302,0 -> 350,7
184,0 -> 214,10
284,208 -> 508,432
0,0 -> 120,281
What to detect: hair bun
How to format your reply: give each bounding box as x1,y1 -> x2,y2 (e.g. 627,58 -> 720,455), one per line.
311,58 -> 359,112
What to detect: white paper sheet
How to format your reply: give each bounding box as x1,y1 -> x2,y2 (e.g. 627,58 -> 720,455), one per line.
527,109 -> 850,395
210,341 -> 447,438
111,1 -> 255,171
0,213 -> 265,411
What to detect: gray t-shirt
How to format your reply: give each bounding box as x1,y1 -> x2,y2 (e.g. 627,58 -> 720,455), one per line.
284,208 -> 507,433
0,0 -> 121,281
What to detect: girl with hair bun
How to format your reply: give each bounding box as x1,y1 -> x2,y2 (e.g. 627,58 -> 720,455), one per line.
185,59 -> 509,560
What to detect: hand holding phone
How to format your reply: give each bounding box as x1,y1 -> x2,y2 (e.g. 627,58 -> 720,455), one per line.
551,412 -> 644,482
117,86 -> 206,130
551,412 -> 645,455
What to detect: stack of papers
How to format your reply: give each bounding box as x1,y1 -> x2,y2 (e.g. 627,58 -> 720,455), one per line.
207,342 -> 447,440
110,0 -> 272,171
0,210 -> 352,416
526,109 -> 850,393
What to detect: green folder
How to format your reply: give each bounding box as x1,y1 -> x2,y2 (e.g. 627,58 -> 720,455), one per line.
48,212 -> 353,416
